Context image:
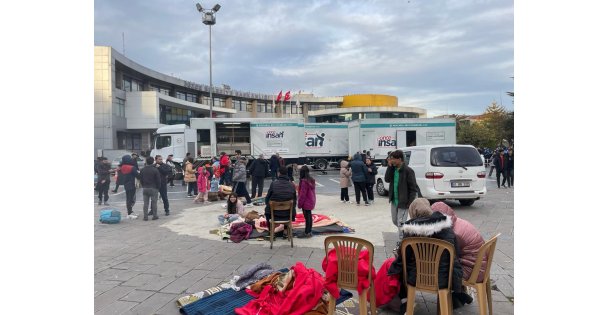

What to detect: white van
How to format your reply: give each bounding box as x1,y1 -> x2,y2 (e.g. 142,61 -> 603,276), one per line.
401,144 -> 487,206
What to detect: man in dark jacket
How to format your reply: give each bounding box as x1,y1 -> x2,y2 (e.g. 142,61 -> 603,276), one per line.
154,155 -> 173,216
350,153 -> 370,206
269,154 -> 280,181
493,151 -> 505,189
249,154 -> 269,198
140,157 -> 161,221
264,166 -> 297,223
96,157 -> 111,205
120,155 -> 139,216
384,150 -> 418,237
364,157 -> 377,204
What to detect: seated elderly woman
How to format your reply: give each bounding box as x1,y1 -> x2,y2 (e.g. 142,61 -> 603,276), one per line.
387,198 -> 472,310
431,201 -> 486,284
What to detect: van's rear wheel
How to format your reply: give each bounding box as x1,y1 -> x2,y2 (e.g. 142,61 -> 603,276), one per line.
376,179 -> 387,196
459,199 -> 475,206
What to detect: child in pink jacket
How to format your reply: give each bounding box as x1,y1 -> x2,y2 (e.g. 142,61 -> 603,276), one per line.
194,166 -> 209,203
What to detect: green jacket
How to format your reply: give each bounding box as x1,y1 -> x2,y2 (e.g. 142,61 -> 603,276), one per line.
384,163 -> 418,209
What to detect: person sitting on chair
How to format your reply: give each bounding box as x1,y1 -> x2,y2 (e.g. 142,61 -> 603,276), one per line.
264,166 -> 297,227
387,198 -> 470,310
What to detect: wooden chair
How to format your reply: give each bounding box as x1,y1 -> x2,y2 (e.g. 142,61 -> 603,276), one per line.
462,233 -> 501,315
400,237 -> 456,315
324,236 -> 377,315
268,200 -> 294,249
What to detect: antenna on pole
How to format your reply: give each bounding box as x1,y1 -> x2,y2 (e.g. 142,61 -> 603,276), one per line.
122,32 -> 125,55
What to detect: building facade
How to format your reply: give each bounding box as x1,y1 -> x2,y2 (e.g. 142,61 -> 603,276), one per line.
94,46 -> 426,157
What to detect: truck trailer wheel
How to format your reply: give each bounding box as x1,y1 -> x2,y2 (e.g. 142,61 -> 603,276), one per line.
314,159 -> 328,170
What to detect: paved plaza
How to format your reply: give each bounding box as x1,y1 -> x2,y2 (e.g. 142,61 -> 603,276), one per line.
94,171 -> 514,314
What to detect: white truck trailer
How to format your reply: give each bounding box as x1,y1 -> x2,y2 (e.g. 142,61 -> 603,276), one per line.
150,117 -> 456,168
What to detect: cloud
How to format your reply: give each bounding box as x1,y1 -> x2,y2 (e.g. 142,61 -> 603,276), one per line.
94,0 -> 513,115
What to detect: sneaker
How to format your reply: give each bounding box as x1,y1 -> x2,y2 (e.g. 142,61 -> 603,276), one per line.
356,203 -> 361,206
187,194 -> 193,197
341,200 -> 346,203
165,211 -> 170,216
221,204 -> 227,209
365,202 -> 370,206
148,211 -> 153,216
347,201 -> 353,204
152,217 -> 159,220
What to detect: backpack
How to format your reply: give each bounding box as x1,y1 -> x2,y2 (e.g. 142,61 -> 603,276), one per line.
99,209 -> 121,224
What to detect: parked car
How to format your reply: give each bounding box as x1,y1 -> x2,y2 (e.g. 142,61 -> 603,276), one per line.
375,145 -> 486,206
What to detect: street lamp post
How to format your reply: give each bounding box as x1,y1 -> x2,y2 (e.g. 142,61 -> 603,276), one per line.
196,3 -> 221,118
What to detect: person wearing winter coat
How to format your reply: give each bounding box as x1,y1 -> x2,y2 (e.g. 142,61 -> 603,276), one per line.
269,154 -> 280,181
388,198 -> 470,310
349,153 -> 370,206
184,157 -> 197,197
297,166 -> 316,238
96,157 -> 111,205
431,202 -> 486,282
139,157 -> 161,221
249,154 -> 268,198
219,152 -> 231,185
364,157 -> 378,204
232,157 -> 252,206
264,166 -> 297,224
384,150 -> 418,236
493,151 -> 506,189
120,155 -> 139,216
154,155 -> 173,215
194,166 -> 209,203
339,160 -> 352,203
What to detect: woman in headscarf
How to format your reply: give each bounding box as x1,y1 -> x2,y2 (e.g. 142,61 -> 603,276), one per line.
388,198 -> 470,310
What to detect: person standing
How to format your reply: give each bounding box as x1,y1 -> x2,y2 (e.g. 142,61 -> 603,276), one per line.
249,154 -> 268,198
384,150 -> 418,237
232,157 -> 253,207
350,153 -> 370,206
365,157 -> 377,204
219,152 -> 231,185
297,166 -> 316,239
502,149 -> 513,188
184,157 -> 197,197
487,150 -> 498,178
339,160 -> 352,203
166,154 -> 176,187
96,157 -> 111,205
269,153 -> 280,181
140,157 -> 161,221
507,148 -> 514,186
112,161 -> 123,193
154,155 -> 172,215
194,166 -> 209,203
182,153 -> 191,186
120,155 -> 139,216
493,151 -> 506,188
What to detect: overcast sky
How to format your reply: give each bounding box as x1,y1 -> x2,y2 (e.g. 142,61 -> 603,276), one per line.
94,0 -> 513,117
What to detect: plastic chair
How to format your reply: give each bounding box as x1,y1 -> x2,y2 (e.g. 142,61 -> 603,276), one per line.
400,237 -> 456,315
324,236 -> 376,315
268,200 -> 294,249
462,233 -> 501,315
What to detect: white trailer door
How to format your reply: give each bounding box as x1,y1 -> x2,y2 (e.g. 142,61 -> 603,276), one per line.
396,130 -> 408,148
348,124 -> 360,156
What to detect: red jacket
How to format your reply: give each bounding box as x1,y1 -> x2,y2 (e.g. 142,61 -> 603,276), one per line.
373,257 -> 401,306
197,167 -> 208,192
322,248 -> 376,298
235,262 -> 325,315
220,155 -> 230,174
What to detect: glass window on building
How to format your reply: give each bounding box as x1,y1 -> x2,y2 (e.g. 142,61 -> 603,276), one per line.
246,101 -> 252,112
176,91 -> 186,100
122,78 -> 131,92
115,98 -> 126,117
185,93 -> 197,103
131,80 -> 143,91
257,102 -> 264,112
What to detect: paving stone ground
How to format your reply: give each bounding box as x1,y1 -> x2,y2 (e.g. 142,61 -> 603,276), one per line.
94,175 -> 513,315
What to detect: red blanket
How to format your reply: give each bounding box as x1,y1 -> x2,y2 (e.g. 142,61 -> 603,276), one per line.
322,248 -> 376,298
372,257 -> 401,305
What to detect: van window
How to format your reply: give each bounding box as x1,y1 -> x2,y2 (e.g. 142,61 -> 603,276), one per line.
430,147 -> 483,167
155,136 -> 172,149
409,150 -> 426,167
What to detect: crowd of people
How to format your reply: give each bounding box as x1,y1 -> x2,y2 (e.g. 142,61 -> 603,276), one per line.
487,146 -> 514,188
95,147 -> 499,312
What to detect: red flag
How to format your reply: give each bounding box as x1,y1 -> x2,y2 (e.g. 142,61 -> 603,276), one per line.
284,91 -> 291,102
276,90 -> 283,102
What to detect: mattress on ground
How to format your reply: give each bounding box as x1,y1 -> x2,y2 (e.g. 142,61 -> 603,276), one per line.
248,223 -> 348,239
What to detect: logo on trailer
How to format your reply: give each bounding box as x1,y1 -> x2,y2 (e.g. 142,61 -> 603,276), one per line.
305,132 -> 325,148
377,135 -> 396,147
265,131 -> 284,139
